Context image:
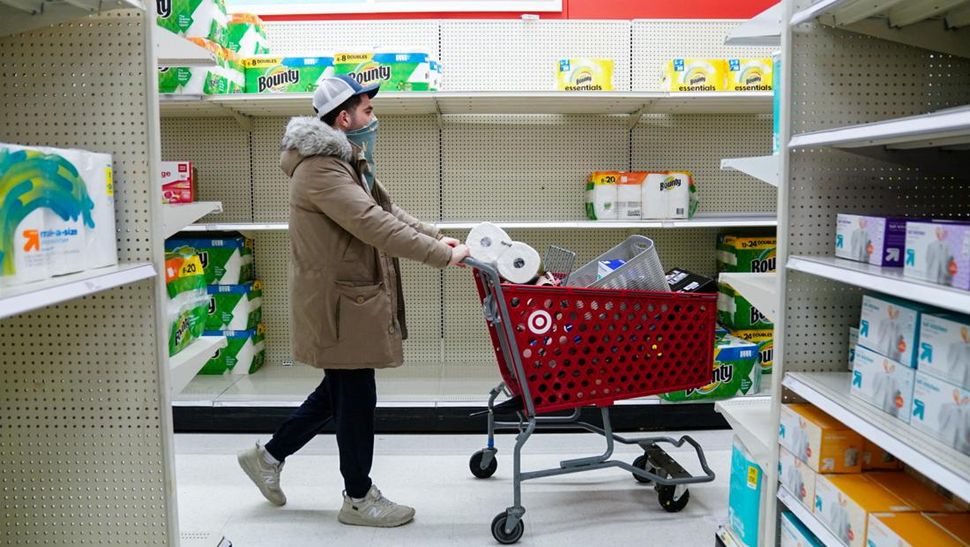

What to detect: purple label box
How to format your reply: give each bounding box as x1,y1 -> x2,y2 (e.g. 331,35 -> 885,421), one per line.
835,214 -> 909,267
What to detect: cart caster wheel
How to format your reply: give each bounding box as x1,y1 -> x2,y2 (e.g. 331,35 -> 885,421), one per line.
657,483 -> 690,512
491,512 -> 525,544
632,454 -> 655,484
470,450 -> 498,479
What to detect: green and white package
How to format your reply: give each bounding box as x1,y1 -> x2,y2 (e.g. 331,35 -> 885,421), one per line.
165,249 -> 208,356
660,332 -> 761,401
717,232 -> 777,273
205,280 -> 263,331
165,232 -> 254,285
158,40 -> 244,95
718,281 -> 774,330
334,52 -> 437,92
730,329 -> 774,375
243,56 -> 334,94
226,13 -> 270,57
199,325 -> 265,375
155,0 -> 229,47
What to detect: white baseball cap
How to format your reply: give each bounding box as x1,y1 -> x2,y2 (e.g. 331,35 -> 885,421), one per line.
312,75 -> 380,117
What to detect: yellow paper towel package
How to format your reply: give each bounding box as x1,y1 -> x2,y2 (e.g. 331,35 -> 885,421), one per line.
662,59 -> 727,92
779,403 -> 863,473
867,512 -> 970,547
726,58 -> 773,92
585,171 -> 619,220
556,58 -> 614,91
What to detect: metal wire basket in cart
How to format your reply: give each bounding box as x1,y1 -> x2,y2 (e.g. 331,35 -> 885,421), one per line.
464,252 -> 718,544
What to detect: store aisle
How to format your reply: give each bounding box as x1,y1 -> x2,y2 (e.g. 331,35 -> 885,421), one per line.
176,431 -> 732,546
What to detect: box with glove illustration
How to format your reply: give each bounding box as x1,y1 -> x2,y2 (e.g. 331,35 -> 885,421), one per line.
199,325 -> 265,375
858,294 -> 928,368
659,332 -> 760,401
166,232 -> 254,285
205,280 -> 263,331
905,221 -> 970,290
850,345 -> 915,424
835,214 -> 909,267
867,512 -> 970,547
778,446 -> 817,512
779,403 -> 863,473
911,371 -> 970,455
781,511 -> 825,547
918,312 -> 970,390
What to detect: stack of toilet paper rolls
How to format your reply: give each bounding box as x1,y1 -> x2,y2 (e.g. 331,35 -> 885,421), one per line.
465,223 -> 541,284
585,170 -> 697,221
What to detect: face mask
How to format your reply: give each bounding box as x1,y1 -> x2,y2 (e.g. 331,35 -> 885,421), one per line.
345,116 -> 379,190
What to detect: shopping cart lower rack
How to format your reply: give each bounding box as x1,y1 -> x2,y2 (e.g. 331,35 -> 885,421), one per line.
463,256 -> 718,544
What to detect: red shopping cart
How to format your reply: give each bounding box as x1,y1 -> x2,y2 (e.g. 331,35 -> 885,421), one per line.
463,244 -> 718,544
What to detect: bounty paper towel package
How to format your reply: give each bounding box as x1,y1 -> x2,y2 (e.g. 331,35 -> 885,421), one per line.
616,171 -> 645,220
868,512 -> 970,547
205,280 -> 263,331
905,221 -> 970,290
718,281 -> 773,330
159,39 -> 245,95
726,58 -> 773,92
556,58 -> 614,91
165,249 -> 208,356
919,313 -> 970,389
199,325 -> 265,375
779,403 -> 863,473
155,0 -> 229,47
585,171 -> 619,220
226,13 -> 270,57
660,332 -> 760,401
836,214 -> 910,267
244,56 -> 335,94
165,232 -> 255,285
728,438 -> 763,547
862,440 -> 903,471
662,59 -> 727,92
781,511 -> 825,547
730,329 -> 773,374
779,446 -> 817,512
858,294 -> 927,367
641,171 -> 697,220
717,233 -> 777,273
911,372 -> 970,455
851,345 -> 916,423
0,144 -> 117,287
334,51 -> 436,91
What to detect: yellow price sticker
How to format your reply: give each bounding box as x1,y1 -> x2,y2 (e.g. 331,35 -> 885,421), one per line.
179,256 -> 204,278
746,465 -> 760,488
105,167 -> 114,197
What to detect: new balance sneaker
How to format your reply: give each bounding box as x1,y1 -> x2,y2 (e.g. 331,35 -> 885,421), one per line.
237,443 -> 287,506
338,485 -> 415,527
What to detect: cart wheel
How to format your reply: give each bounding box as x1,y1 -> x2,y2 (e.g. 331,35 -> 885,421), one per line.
632,454 -> 655,484
491,512 -> 525,544
469,450 -> 498,479
657,483 -> 690,513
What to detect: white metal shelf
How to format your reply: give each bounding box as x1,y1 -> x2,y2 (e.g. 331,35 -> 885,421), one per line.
169,336 -> 227,397
720,154 -> 779,187
715,396 -> 774,470
725,2 -> 782,46
789,106 -> 970,150
718,272 -> 777,322
156,27 -> 216,67
162,201 -> 223,239
777,486 -> 845,547
0,263 -> 156,320
787,255 -> 970,315
0,0 -> 143,38
783,372 -> 970,502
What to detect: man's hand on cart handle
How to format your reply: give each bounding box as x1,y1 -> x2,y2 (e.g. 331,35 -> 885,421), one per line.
448,244 -> 471,267
441,236 -> 461,248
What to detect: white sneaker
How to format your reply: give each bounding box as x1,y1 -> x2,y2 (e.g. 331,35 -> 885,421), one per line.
237,442 -> 287,506
338,485 -> 415,528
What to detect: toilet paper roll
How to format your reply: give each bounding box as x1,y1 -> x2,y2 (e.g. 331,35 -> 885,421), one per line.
497,242 -> 541,284
466,222 -> 513,264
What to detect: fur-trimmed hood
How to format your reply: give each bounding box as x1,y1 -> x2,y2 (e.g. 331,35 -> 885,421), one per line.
280,116 -> 353,176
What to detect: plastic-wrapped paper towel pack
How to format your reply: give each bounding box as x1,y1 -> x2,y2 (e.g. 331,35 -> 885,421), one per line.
466,223 -> 540,284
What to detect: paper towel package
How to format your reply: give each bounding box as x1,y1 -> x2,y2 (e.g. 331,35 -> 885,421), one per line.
244,56 -> 335,94
779,446 -> 817,512
717,232 -> 777,273
226,13 -> 270,57
616,171 -> 645,220
779,403 -> 863,473
165,233 -> 255,285
867,512 -> 970,547
728,438 -> 763,547
851,345 -> 916,424
334,51 -> 437,91
835,214 -> 909,267
814,472 -> 961,547
729,329 -> 773,375
585,171 -> 619,220
641,171 -> 696,220
205,280 -> 263,331
911,372 -> 970,455
662,58 -> 727,92
156,0 -> 229,47
919,313 -> 970,390
781,511 -> 825,547
858,293 -> 928,368
159,39 -> 245,95
726,58 -> 773,92
905,221 -> 970,290
556,58 -> 614,91
718,281 -> 773,330
660,332 -> 760,401
0,143 -> 117,287
200,325 -> 265,375
862,440 -> 903,471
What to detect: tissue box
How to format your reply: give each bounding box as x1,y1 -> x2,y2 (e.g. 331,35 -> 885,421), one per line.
781,512 -> 825,547
556,58 -> 614,91
205,280 -> 263,331
160,161 -> 195,204
660,333 -> 760,401
918,312 -> 970,390
862,440 -> 903,471
718,281 -> 773,330
851,345 -> 916,424
911,372 -> 970,455
159,39 -> 245,94
665,268 -> 716,293
200,325 -> 265,375
905,221 -> 970,290
662,58 -> 727,92
726,58 -> 773,92
641,171 -> 697,220
616,171 -> 645,220
155,0 -> 229,47
717,233 -> 777,273
585,171 -> 619,220
835,214 -> 909,267
729,329 -> 774,375
244,56 -> 335,94
334,52 -> 437,91
226,13 -> 270,57
0,144 -> 117,287
867,512 -> 970,547
779,446 -> 817,512
858,294 -> 927,368
165,232 -> 255,285
779,403 -> 863,473
814,472 -> 961,547
849,326 -> 859,370
728,438 -> 763,547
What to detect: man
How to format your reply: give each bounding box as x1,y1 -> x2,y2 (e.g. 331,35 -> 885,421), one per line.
238,75 -> 470,528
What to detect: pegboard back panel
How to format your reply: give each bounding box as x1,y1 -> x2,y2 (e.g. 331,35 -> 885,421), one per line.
632,20 -> 776,91
633,113 -> 775,213
0,10 -> 170,546
264,20 -> 440,58
439,20 -> 632,91
781,271 -> 863,373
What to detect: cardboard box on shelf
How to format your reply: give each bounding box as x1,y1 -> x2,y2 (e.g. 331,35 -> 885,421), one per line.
780,511 -> 825,547
918,312 -> 970,390
858,293 -> 929,368
779,403 -> 863,473
850,345 -> 916,424
861,440 -> 903,471
779,446 -> 817,512
867,512 -> 970,547
911,372 -> 970,456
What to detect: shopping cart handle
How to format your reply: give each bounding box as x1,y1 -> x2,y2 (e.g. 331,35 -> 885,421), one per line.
461,256 -> 496,274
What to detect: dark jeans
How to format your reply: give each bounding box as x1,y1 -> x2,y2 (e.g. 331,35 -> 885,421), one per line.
264,368 -> 376,499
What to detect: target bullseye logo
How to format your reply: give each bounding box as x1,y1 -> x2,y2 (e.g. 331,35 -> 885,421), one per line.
527,310 -> 552,334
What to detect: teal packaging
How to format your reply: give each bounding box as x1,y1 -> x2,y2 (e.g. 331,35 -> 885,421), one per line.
205,280 -> 263,331
858,293 -> 928,368
728,437 -> 763,547
918,312 -> 970,390
780,511 -> 825,547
